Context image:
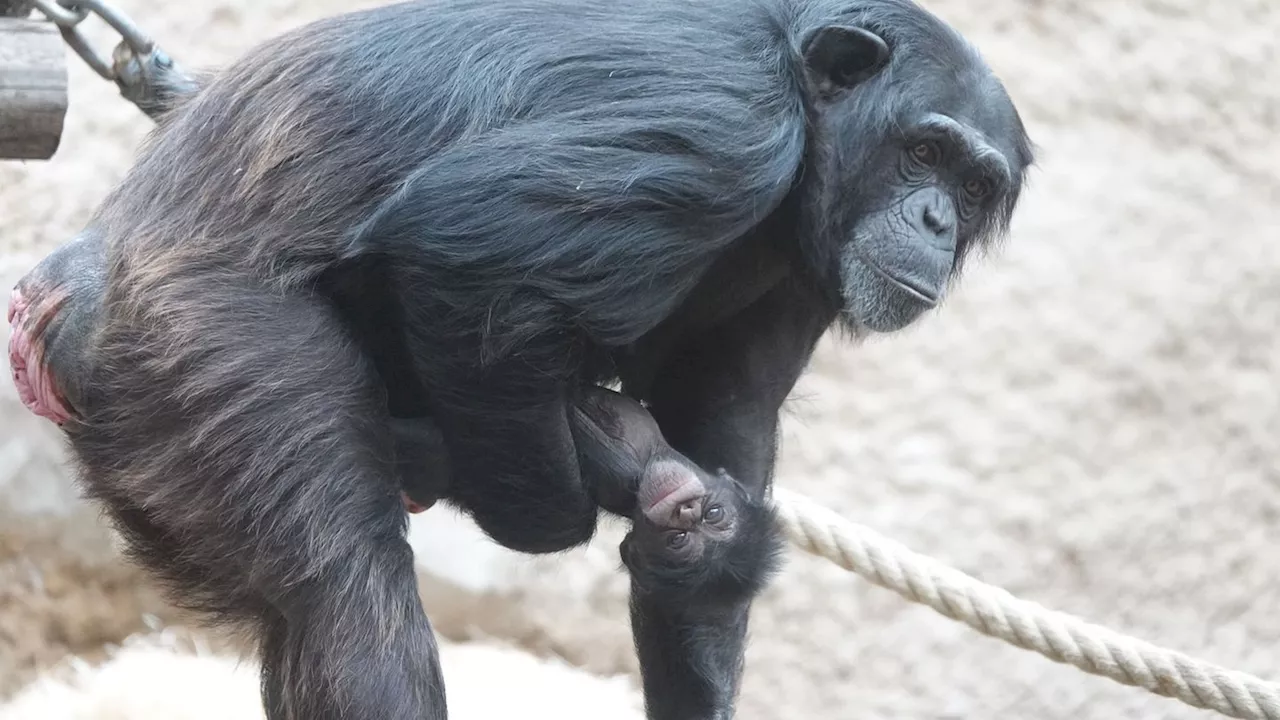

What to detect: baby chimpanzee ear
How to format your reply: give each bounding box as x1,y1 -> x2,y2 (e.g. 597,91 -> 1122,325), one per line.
802,25 -> 890,96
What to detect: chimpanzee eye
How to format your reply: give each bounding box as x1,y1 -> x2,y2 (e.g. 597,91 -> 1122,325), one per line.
963,177 -> 992,200
666,531 -> 689,549
909,141 -> 940,167
704,505 -> 725,523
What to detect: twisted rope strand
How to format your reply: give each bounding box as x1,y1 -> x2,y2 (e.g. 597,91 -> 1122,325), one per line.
771,487 -> 1280,719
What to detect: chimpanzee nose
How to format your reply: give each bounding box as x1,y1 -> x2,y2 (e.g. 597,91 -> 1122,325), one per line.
923,206 -> 951,236
907,189 -> 956,250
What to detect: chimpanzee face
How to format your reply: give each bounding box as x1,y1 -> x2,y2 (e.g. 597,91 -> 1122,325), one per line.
800,22 -> 1033,334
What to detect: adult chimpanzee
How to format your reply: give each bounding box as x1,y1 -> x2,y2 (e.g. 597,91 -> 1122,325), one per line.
7,0 -> 1033,717
11,239 -> 786,717
11,243 -> 787,720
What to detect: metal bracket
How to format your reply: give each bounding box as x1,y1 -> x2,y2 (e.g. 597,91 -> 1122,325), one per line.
29,0 -> 195,120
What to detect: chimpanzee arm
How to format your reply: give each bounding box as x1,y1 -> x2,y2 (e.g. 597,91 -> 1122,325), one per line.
388,416 -> 453,511
624,275 -> 834,719
645,275 -> 835,493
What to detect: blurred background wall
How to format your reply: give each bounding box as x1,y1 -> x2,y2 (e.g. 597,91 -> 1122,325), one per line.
2,1 -> 1277,718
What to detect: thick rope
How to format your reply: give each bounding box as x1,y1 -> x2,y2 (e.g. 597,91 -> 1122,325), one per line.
771,487 -> 1280,719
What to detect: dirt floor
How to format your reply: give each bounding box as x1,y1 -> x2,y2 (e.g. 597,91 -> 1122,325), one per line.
2,0 -> 1278,718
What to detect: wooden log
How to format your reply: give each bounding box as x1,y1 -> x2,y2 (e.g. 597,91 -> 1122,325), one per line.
0,18 -> 68,160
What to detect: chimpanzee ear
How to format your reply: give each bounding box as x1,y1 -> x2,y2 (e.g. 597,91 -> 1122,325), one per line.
802,25 -> 890,96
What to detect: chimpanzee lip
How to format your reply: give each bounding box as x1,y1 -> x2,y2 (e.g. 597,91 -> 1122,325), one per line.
642,479 -> 693,514
855,251 -> 941,306
638,460 -> 706,525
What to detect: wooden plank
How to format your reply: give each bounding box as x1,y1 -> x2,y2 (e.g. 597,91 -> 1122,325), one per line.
0,18 -> 68,160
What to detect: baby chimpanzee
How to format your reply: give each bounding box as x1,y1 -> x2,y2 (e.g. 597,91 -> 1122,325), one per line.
391,387 -> 784,606
388,386 -> 785,716
570,388 -> 786,712
570,389 -> 785,604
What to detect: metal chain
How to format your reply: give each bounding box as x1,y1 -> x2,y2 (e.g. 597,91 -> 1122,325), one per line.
28,0 -> 195,120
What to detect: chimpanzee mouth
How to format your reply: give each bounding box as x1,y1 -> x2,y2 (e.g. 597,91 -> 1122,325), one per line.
844,240 -> 947,304
857,253 -> 941,306
638,459 -> 706,525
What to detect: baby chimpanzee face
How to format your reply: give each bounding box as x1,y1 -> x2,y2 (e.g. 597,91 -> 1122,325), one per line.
621,463 -> 781,607
565,385 -> 783,601
623,463 -> 745,568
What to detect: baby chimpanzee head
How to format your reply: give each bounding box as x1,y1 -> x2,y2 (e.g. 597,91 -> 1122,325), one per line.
622,459 -> 783,607
571,386 -> 784,608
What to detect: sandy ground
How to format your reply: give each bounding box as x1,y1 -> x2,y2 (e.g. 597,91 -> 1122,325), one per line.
2,0 -> 1278,718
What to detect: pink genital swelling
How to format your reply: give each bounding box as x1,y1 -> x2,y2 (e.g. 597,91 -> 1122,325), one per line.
8,287 -> 72,426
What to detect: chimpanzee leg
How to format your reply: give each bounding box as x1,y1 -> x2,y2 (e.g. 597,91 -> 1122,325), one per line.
387,281 -> 600,554
406,344 -> 601,554
100,501 -> 310,720
64,272 -> 446,720
389,415 -> 453,513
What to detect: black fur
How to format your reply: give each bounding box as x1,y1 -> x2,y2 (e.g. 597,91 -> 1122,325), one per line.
393,388 -> 787,720
7,0 -> 1033,718
391,387 -> 786,610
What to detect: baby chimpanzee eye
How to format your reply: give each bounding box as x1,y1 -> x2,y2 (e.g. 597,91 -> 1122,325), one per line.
704,505 -> 725,523
666,531 -> 689,549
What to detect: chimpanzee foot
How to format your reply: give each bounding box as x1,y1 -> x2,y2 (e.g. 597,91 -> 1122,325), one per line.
8,286 -> 74,425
